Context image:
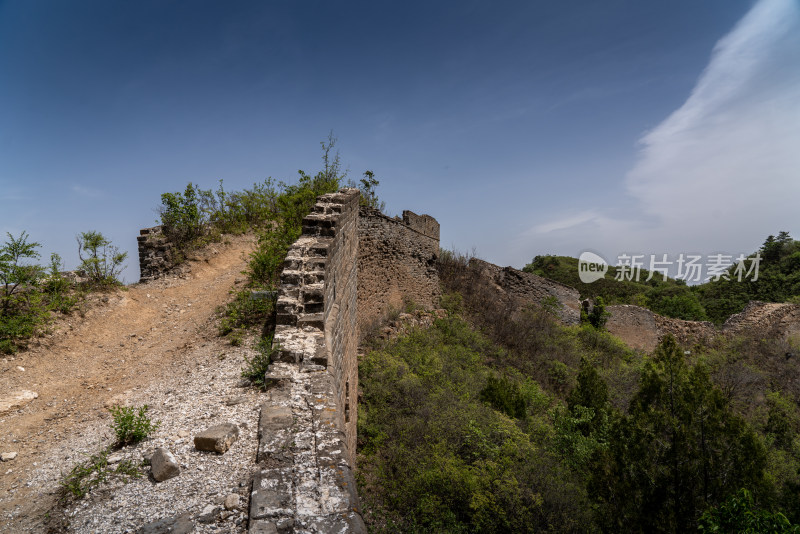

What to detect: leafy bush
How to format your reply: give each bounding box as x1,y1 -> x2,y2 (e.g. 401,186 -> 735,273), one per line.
1,233 -> 48,352
218,290 -> 276,338
357,170 -> 385,212
108,405 -> 160,447
241,335 -> 278,389
480,374 -> 527,419
0,235 -> 85,353
582,296 -> 610,329
77,231 -> 127,286
159,182 -> 208,246
698,488 -> 800,533
43,253 -> 81,314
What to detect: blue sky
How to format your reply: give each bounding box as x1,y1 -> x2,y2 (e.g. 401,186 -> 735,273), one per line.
2,0 -> 798,283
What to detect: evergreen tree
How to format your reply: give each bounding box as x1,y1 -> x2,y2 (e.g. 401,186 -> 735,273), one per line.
591,336 -> 767,532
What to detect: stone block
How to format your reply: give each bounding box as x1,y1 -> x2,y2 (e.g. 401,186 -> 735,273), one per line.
194,423 -> 240,453
248,520 -> 279,534
250,468 -> 293,520
150,447 -> 180,482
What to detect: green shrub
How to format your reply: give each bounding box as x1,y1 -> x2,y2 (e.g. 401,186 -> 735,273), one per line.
108,405 -> 160,447
480,374 -> 526,419
357,170 -> 385,212
159,182 -> 208,247
241,335 -> 278,389
582,296 -> 610,329
59,449 -> 142,501
0,232 -> 47,352
698,488 -> 800,533
77,231 -> 127,286
219,290 -> 276,337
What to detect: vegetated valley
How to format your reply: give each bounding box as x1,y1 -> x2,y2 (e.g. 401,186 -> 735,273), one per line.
357,239 -> 800,533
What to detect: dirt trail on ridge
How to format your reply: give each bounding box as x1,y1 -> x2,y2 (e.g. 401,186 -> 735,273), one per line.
0,234 -> 256,531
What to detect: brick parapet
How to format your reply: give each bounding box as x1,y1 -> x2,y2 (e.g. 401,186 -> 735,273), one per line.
357,206 -> 441,330
255,188 -> 364,533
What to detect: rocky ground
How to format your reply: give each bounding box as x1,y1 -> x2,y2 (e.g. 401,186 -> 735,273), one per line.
0,233 -> 269,533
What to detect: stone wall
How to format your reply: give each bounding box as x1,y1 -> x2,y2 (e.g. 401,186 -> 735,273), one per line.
357,207 -> 441,331
605,305 -> 661,352
254,189 -> 365,532
137,226 -> 181,282
607,301 -> 800,353
468,258 -> 582,325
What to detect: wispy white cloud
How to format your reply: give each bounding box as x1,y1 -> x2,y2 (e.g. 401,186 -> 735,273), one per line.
520,0 -> 800,262
624,0 -> 800,252
530,210 -> 600,234
71,184 -> 104,198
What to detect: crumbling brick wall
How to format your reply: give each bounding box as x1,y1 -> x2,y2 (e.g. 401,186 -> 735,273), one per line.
273,188 -> 360,462
253,188 -> 365,532
357,207 -> 441,331
137,226 -> 181,282
607,302 -> 800,353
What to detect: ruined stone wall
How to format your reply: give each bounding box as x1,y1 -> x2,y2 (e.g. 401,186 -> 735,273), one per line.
357,207 -> 440,331
137,226 -> 181,282
607,302 -> 800,353
468,258 -> 582,325
605,305 -> 660,352
723,301 -> 800,339
254,188 -> 365,532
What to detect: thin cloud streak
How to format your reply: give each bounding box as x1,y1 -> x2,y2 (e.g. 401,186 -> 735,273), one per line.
520,0 -> 800,264
625,0 -> 800,252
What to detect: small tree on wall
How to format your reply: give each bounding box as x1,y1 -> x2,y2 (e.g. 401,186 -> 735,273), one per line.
77,231 -> 127,286
358,170 -> 386,212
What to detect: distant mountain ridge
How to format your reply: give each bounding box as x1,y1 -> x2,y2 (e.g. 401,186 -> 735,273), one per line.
523,232 -> 800,324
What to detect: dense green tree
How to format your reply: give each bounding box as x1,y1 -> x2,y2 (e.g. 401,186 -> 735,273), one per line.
0,231 -> 43,317
567,356 -> 610,435
591,336 -> 767,532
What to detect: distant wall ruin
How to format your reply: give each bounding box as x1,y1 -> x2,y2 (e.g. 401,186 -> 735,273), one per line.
606,302 -> 800,352
137,226 -> 181,282
461,258 -> 800,353
468,258 -> 582,325
357,207 -> 441,331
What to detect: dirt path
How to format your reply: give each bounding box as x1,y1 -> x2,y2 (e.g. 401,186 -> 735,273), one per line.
0,234 -> 256,531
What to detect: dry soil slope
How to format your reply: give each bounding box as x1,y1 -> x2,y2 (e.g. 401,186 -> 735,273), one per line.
0,234 -> 255,531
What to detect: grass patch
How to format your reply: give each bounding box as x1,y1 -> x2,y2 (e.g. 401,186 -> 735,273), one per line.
59,449 -> 143,502
241,334 -> 278,389
108,405 -> 160,448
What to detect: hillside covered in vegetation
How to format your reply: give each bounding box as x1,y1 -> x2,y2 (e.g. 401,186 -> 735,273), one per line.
524,232 -> 800,324
356,250 -> 800,533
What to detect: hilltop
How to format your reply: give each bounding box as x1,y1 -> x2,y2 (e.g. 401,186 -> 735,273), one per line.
525,231 -> 800,324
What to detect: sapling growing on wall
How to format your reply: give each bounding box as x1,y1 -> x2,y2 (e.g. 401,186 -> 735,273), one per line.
77,231 -> 127,286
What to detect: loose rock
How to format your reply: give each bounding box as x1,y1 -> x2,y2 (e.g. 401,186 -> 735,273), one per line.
150,448 -> 181,482
223,493 -> 240,510
1,452 -> 18,462
194,423 -> 239,453
197,504 -> 220,524
0,390 -> 38,415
